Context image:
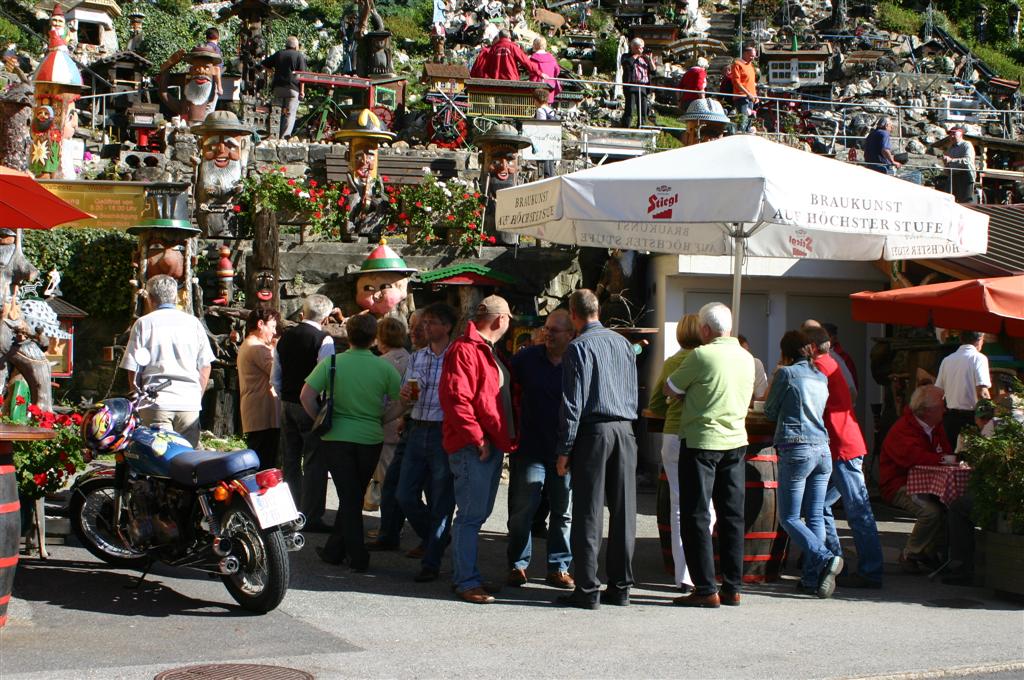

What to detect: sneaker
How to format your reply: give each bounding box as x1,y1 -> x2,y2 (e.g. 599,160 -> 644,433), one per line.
817,556 -> 844,599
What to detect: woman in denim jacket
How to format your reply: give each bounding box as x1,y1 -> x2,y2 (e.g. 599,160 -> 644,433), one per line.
764,330 -> 844,598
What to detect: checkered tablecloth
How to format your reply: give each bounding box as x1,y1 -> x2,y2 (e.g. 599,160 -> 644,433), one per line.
906,465 -> 972,507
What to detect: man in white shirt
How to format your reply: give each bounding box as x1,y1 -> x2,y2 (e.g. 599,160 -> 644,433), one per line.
934,330 -> 991,446
120,275 -> 215,447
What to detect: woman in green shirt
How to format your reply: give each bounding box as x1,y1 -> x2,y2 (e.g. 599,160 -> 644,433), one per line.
648,313 -> 705,592
302,313 -> 401,572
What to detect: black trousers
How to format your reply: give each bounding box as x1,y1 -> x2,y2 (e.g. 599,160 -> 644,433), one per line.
679,444 -> 747,595
621,84 -> 648,128
245,428 -> 280,471
943,409 -> 974,451
569,420 -> 637,595
280,401 -> 328,522
321,440 -> 383,570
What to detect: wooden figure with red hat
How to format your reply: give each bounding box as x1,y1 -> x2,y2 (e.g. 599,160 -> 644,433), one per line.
30,30 -> 83,178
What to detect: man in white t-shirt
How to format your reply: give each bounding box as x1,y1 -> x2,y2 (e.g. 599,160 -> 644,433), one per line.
120,275 -> 215,447
934,330 -> 991,446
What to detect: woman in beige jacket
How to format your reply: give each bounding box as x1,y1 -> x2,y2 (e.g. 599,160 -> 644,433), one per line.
238,306 -> 282,469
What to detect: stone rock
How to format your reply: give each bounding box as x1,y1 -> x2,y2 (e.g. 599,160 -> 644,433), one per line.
307,144 -> 331,163
922,124 -> 947,144
392,140 -> 410,151
277,144 -> 307,163
254,143 -> 278,162
906,138 -> 926,154
172,133 -> 198,163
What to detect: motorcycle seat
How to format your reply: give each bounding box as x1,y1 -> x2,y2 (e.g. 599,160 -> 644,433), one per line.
168,449 -> 261,488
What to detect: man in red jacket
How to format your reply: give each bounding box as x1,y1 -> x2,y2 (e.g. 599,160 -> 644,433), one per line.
472,29 -> 541,81
439,295 -> 514,604
880,385 -> 951,572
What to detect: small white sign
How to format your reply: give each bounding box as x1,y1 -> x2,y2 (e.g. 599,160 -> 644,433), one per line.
521,121 -> 563,162
248,483 -> 300,530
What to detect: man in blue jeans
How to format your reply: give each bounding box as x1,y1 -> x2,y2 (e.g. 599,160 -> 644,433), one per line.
506,310 -> 574,590
439,296 -> 514,604
395,302 -> 458,583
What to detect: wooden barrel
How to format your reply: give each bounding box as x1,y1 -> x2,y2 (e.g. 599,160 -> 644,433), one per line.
0,447 -> 19,628
739,438 -> 789,583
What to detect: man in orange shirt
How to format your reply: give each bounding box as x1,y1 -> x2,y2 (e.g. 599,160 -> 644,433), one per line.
729,45 -> 759,132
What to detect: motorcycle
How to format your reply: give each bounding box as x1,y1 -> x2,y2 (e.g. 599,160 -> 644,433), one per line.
69,349 -> 304,613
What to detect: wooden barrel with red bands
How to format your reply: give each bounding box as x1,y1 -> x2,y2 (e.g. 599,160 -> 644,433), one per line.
0,449 -> 20,628
655,468 -> 674,575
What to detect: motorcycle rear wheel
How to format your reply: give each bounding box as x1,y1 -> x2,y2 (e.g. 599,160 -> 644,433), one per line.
219,499 -> 289,613
69,479 -> 149,569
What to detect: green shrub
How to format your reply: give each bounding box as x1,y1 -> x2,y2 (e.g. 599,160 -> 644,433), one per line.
876,1 -> 924,35
22,229 -> 136,318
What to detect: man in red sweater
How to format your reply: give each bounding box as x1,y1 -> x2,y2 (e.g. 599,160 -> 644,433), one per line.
472,29 -> 541,80
439,295 -> 514,604
880,385 -> 951,572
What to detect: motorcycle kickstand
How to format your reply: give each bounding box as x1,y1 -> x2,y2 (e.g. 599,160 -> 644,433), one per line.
126,560 -> 156,590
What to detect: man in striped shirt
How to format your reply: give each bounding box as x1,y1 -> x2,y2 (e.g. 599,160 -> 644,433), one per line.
396,302 -> 459,583
554,289 -> 638,609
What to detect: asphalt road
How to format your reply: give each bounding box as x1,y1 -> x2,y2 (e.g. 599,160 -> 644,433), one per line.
1,481 -> 1022,680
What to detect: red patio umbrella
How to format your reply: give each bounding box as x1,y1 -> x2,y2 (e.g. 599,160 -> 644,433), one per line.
850,276 -> 1024,338
0,166 -> 93,230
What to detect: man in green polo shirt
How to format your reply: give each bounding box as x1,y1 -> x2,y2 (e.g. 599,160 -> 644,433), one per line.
301,313 -> 401,571
664,302 -> 753,608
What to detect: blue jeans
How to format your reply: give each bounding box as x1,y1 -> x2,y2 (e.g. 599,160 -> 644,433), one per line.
777,443 -> 836,587
449,444 -> 503,592
507,456 -> 572,572
821,456 -> 884,583
396,422 -> 454,571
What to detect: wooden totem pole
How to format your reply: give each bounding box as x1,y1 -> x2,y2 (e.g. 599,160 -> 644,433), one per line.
30,31 -> 83,179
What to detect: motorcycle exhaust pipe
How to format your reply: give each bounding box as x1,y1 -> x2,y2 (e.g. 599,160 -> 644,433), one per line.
212,536 -> 233,557
285,533 -> 305,552
219,555 -> 240,575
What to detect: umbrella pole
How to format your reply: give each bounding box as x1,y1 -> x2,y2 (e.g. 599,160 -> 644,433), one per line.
730,228 -> 744,337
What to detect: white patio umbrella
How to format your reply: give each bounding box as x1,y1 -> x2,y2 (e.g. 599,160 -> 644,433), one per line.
495,134 -> 989,323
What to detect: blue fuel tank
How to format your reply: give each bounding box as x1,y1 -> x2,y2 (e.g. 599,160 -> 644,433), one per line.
123,426 -> 195,477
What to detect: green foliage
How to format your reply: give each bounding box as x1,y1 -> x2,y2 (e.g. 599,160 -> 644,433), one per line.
0,16 -> 35,54
11,407 -> 86,500
236,167 -> 306,238
113,5 -> 215,69
596,35 -> 621,73
22,229 -> 135,318
961,388 -> 1024,534
657,131 -> 683,150
876,1 -> 925,35
201,431 -> 249,451
396,173 -> 489,256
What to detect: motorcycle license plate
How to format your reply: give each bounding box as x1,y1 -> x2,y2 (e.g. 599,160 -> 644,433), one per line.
247,482 -> 300,530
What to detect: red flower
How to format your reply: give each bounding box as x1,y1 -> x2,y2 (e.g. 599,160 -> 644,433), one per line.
279,166 -> 287,172
488,236 -> 497,244
314,211 -> 323,219
287,179 -> 296,186
59,452 -> 68,462
463,193 -> 471,199
71,413 -> 83,425
0,395 -> 5,406
64,462 -> 75,474
27,403 -> 41,416
15,395 -> 25,405
386,224 -> 397,233
398,212 -> 408,220
337,198 -> 346,207
467,223 -> 477,230
309,180 -> 318,188
446,214 -> 455,221
415,201 -> 423,208
232,205 -> 242,213
33,472 -> 47,487
389,197 -> 397,204
473,192 -> 481,199
381,175 -> 390,182
342,186 -> 351,196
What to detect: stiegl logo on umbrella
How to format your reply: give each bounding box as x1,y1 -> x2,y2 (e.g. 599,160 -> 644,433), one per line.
647,185 -> 678,219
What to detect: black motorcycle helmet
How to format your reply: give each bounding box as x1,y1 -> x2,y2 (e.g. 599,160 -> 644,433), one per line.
82,398 -> 138,452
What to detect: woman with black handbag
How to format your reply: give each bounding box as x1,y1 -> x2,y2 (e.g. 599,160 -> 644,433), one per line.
301,314 -> 402,571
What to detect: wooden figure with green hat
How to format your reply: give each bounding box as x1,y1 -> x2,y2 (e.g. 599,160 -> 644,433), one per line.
127,217 -> 203,318
334,108 -> 396,242
354,239 -> 416,318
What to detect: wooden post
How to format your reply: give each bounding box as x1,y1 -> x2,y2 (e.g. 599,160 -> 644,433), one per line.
247,208 -> 280,311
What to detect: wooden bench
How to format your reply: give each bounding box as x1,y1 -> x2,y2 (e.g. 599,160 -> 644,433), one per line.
325,152 -> 461,185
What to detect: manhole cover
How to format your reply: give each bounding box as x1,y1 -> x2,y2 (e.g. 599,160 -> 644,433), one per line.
154,664 -> 314,680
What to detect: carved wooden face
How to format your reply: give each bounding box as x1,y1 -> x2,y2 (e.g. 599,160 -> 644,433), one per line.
356,271 -> 409,316
254,270 -> 275,302
203,134 -> 243,166
489,155 -> 515,180
354,149 -> 377,179
144,231 -> 189,281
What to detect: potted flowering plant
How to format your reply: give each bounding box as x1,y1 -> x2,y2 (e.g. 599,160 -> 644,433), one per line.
11,402 -> 86,500
235,166 -> 306,238
394,173 -> 492,257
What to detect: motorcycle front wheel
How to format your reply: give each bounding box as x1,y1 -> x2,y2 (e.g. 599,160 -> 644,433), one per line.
218,499 -> 289,613
68,479 -> 149,569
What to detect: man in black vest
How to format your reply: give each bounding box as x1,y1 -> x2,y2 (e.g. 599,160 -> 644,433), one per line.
272,294 -> 336,531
